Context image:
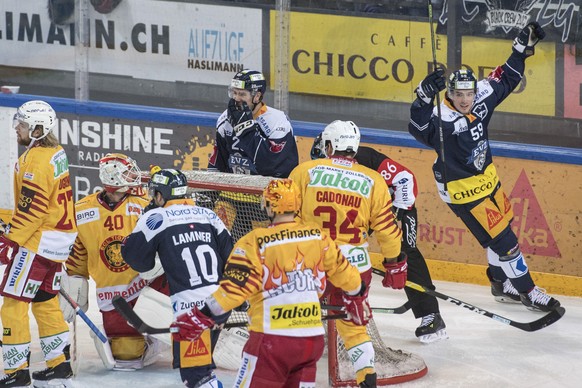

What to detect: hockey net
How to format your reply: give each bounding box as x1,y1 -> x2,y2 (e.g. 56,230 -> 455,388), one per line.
180,170 -> 427,386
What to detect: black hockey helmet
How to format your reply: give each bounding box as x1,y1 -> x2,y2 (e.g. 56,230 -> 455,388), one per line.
148,168 -> 188,202
448,69 -> 477,94
229,69 -> 267,101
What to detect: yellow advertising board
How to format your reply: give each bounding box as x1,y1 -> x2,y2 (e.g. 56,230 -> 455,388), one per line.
270,12 -> 555,116
295,136 -> 582,296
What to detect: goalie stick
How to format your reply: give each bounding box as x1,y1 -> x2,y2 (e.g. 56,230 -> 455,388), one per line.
113,295 -> 348,335
372,268 -> 565,332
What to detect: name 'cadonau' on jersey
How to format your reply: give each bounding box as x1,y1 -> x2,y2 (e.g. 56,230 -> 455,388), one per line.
8,145 -> 77,261
408,52 -> 527,205
66,193 -> 149,311
289,157 -> 402,271
211,221 -> 361,337
208,104 -> 299,178
121,198 -> 233,317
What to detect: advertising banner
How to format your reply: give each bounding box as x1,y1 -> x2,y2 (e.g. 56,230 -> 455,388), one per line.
0,0 -> 262,84
271,11 -> 555,115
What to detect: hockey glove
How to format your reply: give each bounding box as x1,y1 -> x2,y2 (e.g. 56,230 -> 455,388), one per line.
382,252 -> 408,289
170,306 -> 216,342
227,99 -> 256,137
512,22 -> 545,57
342,281 -> 372,326
0,235 -> 18,265
416,68 -> 446,104
59,274 -> 89,323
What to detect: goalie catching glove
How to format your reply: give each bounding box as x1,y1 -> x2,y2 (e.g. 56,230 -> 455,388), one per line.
416,68 -> 446,105
342,281 -> 372,326
170,305 -> 217,342
59,273 -> 89,323
512,22 -> 545,57
382,252 -> 408,289
227,99 -> 256,137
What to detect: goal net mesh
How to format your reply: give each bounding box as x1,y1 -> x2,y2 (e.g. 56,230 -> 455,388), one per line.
181,170 -> 427,386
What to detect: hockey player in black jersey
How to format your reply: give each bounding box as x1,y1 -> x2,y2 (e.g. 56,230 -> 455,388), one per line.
121,168 -> 233,388
408,22 -> 560,312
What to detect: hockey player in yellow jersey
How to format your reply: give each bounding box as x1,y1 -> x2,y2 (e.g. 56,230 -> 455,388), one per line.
289,120 -> 408,387
61,153 -> 170,371
170,179 -> 368,388
0,101 -> 77,387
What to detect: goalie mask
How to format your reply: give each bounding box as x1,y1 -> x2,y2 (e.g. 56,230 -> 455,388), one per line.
99,153 -> 143,195
321,120 -> 360,156
149,169 -> 189,202
13,100 -> 57,142
262,179 -> 301,215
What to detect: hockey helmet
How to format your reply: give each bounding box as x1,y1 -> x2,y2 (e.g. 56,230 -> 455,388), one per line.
13,100 -> 57,141
228,69 -> 267,100
148,168 -> 189,202
321,120 -> 360,155
262,179 -> 301,215
310,133 -> 327,160
99,153 -> 143,195
448,69 -> 477,94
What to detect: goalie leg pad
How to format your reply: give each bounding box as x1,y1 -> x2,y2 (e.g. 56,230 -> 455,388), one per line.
89,326 -> 115,370
142,335 -> 171,367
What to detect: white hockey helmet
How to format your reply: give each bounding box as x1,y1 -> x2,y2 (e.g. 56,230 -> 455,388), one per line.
13,100 -> 57,141
99,153 -> 143,195
321,120 -> 360,155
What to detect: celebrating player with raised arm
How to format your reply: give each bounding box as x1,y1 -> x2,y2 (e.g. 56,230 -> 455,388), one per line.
121,168 -> 234,388
62,153 -> 170,371
170,179 -> 366,388
408,22 -> 560,312
0,101 -> 77,387
290,121 -> 406,387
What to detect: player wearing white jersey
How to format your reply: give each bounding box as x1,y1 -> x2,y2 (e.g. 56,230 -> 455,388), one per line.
170,179 -> 366,388
121,168 -> 234,388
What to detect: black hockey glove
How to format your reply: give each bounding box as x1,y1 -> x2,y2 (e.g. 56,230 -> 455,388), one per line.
416,68 -> 446,105
227,99 -> 256,137
512,22 -> 545,57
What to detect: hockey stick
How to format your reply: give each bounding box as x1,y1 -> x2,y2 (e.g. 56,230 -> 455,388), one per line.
427,0 -> 448,191
372,268 -> 565,332
59,288 -> 116,369
322,300 -> 413,315
113,295 -> 347,335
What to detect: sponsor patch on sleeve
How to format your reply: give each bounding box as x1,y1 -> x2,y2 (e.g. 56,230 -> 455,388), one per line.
223,263 -> 251,287
17,186 -> 36,213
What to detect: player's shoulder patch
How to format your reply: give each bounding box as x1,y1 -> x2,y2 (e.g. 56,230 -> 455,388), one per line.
145,212 -> 164,230
223,262 -> 251,287
76,207 -> 100,226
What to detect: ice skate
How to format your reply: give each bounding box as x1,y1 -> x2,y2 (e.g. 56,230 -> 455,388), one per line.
487,268 -> 521,304
520,287 -> 561,312
32,345 -> 73,388
415,313 -> 448,343
0,369 -> 31,387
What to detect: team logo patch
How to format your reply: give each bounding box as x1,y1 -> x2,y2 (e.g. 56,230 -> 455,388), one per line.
268,140 -> 286,153
99,235 -> 130,273
3,328 -> 10,336
145,213 -> 164,230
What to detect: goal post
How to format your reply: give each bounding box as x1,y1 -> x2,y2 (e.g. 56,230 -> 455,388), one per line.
162,170 -> 428,385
